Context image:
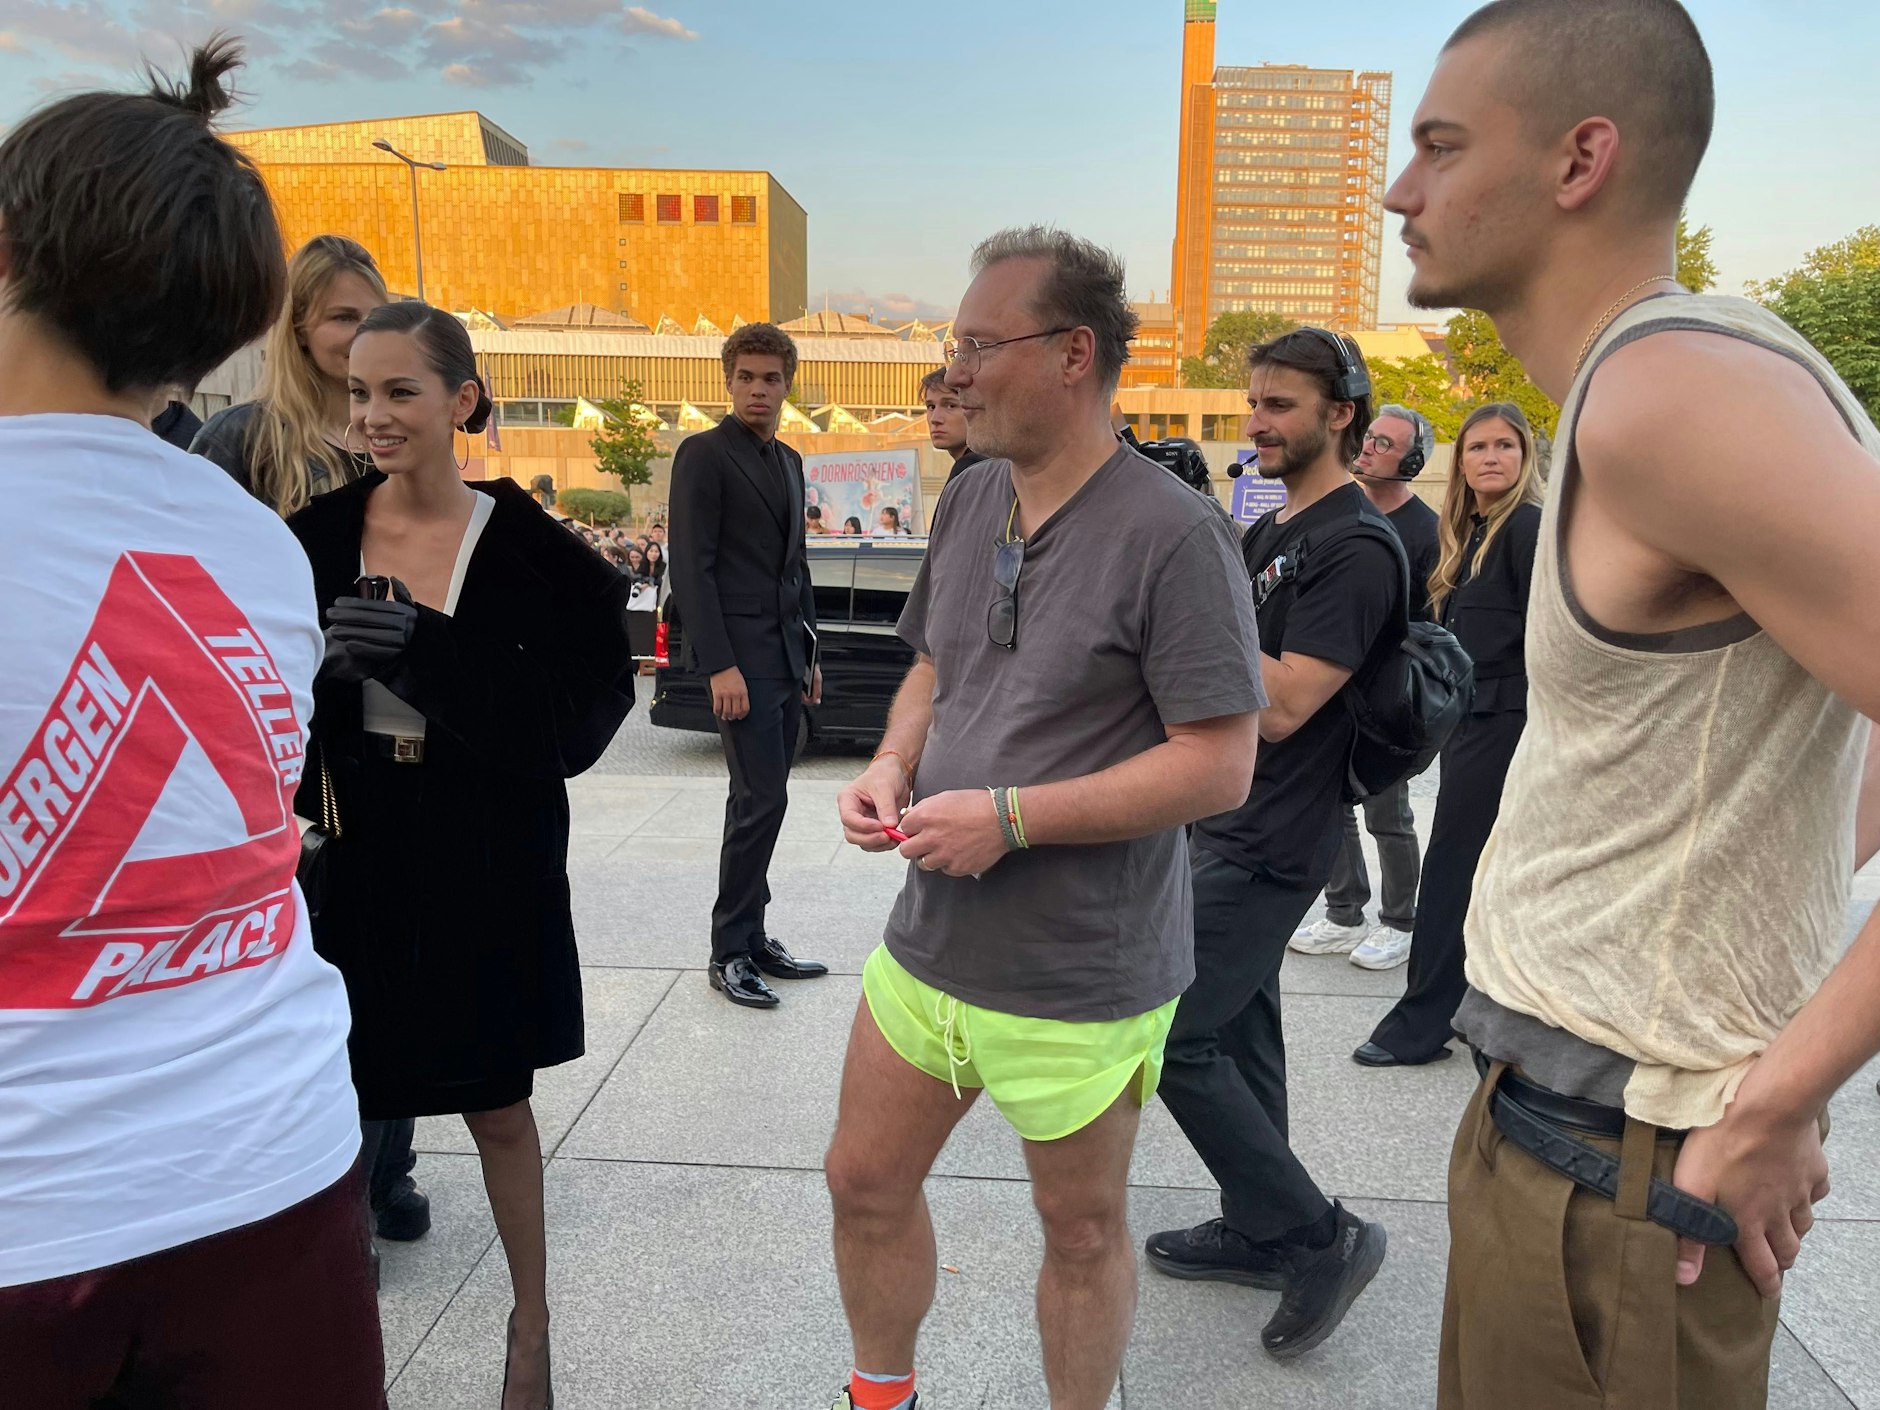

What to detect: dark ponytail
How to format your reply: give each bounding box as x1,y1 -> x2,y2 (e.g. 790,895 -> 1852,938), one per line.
356,301 -> 494,433
144,33 -> 242,122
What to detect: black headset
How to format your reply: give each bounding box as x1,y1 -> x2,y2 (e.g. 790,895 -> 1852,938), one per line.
1294,325 -> 1372,403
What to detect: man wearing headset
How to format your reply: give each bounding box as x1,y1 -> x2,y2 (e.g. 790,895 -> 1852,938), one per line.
1290,406 -> 1439,975
1147,328 -> 1397,1360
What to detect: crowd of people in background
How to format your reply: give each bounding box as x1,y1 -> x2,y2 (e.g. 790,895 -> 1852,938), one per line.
7,5 -> 1880,1410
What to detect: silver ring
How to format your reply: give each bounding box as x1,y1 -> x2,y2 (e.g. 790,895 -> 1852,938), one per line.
918,858 -> 935,872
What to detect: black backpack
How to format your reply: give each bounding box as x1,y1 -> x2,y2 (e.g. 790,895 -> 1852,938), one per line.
1269,514 -> 1476,801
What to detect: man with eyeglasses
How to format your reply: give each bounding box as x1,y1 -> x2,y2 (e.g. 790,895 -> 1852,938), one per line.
827,227 -> 1264,1410
1291,405 -> 1439,976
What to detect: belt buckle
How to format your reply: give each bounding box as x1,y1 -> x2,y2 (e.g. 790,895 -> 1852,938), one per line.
391,736 -> 424,765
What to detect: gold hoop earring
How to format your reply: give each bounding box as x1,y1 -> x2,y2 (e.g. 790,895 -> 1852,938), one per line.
343,422 -> 369,458
455,428 -> 469,475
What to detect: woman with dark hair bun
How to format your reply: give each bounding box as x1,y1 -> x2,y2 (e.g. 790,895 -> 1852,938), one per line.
287,301 -> 635,1410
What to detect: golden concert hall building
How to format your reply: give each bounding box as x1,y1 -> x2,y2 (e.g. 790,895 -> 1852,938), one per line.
227,112 -> 809,331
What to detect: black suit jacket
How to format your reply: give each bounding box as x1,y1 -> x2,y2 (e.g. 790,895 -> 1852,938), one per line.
668,414 -> 817,682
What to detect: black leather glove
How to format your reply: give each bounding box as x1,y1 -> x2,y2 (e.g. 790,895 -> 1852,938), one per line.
322,586 -> 418,683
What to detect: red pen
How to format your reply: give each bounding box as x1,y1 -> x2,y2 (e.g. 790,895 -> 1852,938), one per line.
882,825 -> 910,844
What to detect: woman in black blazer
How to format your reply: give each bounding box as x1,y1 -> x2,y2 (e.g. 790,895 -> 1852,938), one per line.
290,302 -> 633,1408
1357,403 -> 1544,1067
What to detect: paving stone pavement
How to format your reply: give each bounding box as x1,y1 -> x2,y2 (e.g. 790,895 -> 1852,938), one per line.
379,764 -> 1880,1409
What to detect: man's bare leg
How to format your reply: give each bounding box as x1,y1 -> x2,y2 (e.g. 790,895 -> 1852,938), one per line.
825,998 -> 980,1372
1024,1091 -> 1143,1410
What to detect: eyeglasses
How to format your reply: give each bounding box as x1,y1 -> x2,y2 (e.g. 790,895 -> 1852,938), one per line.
943,327 -> 1076,376
988,498 -> 1025,650
1361,432 -> 1400,453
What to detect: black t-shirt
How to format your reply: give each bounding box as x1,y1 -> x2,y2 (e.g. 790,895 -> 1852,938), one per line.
1194,483 -> 1400,888
1387,494 -> 1440,622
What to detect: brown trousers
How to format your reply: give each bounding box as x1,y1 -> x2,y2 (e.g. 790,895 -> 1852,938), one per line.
1439,1068 -> 1780,1409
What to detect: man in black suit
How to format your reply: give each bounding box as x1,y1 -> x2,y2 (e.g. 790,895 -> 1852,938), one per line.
669,323 -> 830,1008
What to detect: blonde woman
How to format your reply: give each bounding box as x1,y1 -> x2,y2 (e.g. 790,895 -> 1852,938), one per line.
1356,403 -> 1544,1068
192,234 -> 386,517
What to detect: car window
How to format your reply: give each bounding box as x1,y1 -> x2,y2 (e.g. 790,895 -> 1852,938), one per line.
811,552 -> 853,625
852,553 -> 922,625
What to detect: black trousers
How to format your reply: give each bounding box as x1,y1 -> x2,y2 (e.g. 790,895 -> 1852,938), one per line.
1159,844 -> 1332,1243
711,674 -> 803,963
1369,710 -> 1526,1062
1323,779 -> 1421,930
359,1117 -> 417,1211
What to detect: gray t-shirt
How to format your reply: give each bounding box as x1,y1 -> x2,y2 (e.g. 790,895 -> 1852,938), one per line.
883,444 -> 1266,1021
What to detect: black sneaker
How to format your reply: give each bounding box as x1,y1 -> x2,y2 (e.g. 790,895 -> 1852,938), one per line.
1260,1203 -> 1386,1361
373,1185 -> 432,1242
1143,1217 -> 1289,1291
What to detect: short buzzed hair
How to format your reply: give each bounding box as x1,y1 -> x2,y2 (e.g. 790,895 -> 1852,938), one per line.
721,322 -> 798,383
970,226 -> 1139,393
1446,0 -> 1713,219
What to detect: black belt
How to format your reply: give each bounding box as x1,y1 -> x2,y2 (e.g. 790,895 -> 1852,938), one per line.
366,733 -> 425,765
1473,1050 -> 1738,1247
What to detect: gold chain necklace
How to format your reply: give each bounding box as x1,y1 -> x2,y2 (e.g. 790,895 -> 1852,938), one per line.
1573,275 -> 1680,378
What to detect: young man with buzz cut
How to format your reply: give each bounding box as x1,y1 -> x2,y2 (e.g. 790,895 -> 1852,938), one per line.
1147,329 -> 1396,1361
1388,2 -> 1880,1404
0,40 -> 383,1405
1292,403 -> 1440,977
828,227 -> 1265,1410
669,322 -> 830,1009
919,366 -> 986,484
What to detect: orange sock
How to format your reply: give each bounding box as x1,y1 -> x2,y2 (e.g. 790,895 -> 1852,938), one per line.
848,1368 -> 916,1410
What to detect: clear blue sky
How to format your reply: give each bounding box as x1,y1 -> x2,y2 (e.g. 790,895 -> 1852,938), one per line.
3,0 -> 1874,325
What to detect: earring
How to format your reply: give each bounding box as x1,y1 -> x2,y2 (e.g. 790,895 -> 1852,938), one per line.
454,427 -> 469,475
343,422 -> 369,458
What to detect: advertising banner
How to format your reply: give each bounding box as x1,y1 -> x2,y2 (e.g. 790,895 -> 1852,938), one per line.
800,449 -> 925,537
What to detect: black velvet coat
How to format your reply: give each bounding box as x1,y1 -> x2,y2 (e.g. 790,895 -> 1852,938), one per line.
289,475 -> 634,1115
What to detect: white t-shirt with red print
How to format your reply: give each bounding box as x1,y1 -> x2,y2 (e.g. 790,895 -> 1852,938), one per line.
0,414 -> 360,1287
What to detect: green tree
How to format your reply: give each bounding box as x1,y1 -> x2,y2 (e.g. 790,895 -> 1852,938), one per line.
1445,309 -> 1561,438
587,378 -> 660,508
1367,354 -> 1469,440
1180,309 -> 1298,388
1676,216 -> 1718,294
556,487 -> 635,525
1750,225 -> 1880,420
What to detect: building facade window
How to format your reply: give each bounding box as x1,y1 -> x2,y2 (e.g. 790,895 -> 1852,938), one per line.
656,194 -> 682,223
694,194 -> 720,223
731,195 -> 758,224
617,193 -> 644,223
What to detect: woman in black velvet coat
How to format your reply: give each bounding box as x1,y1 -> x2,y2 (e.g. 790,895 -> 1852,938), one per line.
290,302 -> 632,1410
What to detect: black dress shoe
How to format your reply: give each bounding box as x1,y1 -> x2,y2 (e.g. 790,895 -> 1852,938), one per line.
751,936 -> 828,981
373,1184 -> 432,1242
1352,1040 -> 1453,1068
1143,1217 -> 1289,1291
709,955 -> 780,1008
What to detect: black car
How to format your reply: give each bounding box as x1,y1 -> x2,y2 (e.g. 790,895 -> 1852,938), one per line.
651,536 -> 926,753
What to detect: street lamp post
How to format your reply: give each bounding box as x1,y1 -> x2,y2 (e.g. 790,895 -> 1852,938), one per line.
372,138 -> 447,303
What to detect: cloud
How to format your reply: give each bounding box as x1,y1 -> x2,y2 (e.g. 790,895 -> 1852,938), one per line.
621,5 -> 693,39
551,136 -> 589,151
813,288 -> 958,325
0,0 -> 700,90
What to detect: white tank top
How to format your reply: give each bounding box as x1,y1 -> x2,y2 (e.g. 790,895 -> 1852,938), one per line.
1464,294 -> 1875,1128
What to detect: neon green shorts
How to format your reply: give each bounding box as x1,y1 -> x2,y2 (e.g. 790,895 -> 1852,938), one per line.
861,943 -> 1179,1143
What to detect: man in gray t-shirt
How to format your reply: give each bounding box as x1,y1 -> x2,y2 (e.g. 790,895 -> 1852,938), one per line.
825,229 -> 1264,1410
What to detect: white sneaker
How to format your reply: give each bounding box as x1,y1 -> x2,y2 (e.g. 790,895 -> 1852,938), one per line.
1289,917 -> 1368,955
1350,925 -> 1413,970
